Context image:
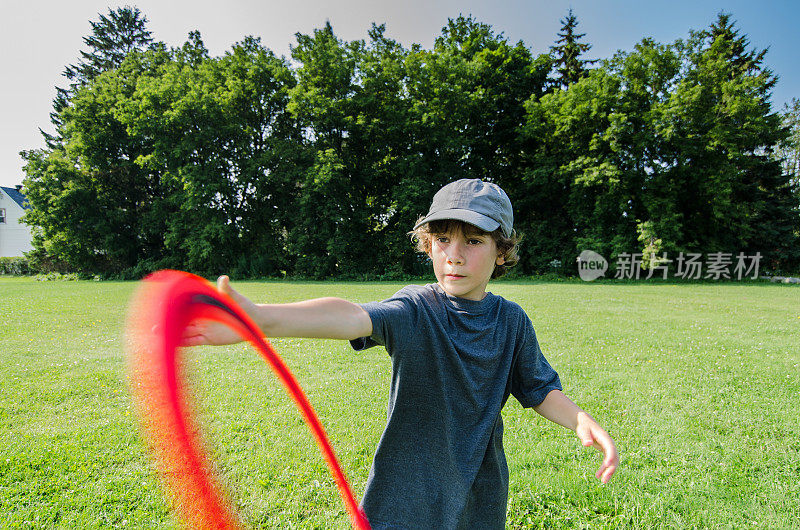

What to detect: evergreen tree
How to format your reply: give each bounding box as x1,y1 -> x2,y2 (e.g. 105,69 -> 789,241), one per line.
64,6 -> 153,85
550,9 -> 595,89
703,12 -> 768,79
775,98 -> 800,184
45,6 -> 153,148
658,12 -> 798,272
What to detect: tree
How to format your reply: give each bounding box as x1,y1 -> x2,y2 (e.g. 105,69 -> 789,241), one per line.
119,34 -> 300,277
25,29 -> 305,277
45,6 -> 153,148
775,98 -> 800,184
63,6 -> 153,86
550,9 -> 595,89
284,16 -> 549,278
524,67 -> 634,269
23,47 -> 165,274
777,99 -> 800,262
662,12 -> 799,271
286,21 -> 365,278
701,12 -> 767,80
521,12 -> 800,275
403,16 -> 551,273
22,12 -> 799,278
605,39 -> 685,264
347,24 -> 419,276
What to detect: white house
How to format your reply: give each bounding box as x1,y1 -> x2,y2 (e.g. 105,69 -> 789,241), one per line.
0,186 -> 33,257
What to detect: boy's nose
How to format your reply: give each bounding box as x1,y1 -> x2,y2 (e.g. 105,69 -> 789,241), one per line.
447,248 -> 464,265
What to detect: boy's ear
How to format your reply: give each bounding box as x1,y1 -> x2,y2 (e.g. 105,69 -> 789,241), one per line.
496,254 -> 505,266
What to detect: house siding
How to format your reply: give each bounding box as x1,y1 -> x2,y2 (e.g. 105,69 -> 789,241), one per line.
0,188 -> 33,257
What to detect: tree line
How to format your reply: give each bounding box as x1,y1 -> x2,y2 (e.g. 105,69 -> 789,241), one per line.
21,7 -> 800,279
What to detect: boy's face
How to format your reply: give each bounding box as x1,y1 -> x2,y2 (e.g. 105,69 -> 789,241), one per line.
428,223 -> 504,301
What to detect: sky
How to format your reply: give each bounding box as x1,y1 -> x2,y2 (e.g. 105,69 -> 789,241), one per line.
2,0 -> 798,188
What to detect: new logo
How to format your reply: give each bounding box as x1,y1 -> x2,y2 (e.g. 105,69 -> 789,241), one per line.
577,250 -> 608,281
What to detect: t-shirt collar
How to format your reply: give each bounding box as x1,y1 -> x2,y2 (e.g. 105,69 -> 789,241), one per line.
430,283 -> 497,314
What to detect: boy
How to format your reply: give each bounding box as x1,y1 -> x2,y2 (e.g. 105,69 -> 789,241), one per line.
183,179 -> 618,529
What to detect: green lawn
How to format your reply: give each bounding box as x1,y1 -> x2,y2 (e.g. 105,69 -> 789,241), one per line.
1,278 -> 798,528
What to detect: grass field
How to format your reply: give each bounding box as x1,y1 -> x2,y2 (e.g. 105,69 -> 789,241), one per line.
1,277 -> 798,528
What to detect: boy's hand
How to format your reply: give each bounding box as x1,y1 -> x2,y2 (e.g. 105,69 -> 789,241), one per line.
534,390 -> 619,484
181,276 -> 259,346
576,413 -> 619,484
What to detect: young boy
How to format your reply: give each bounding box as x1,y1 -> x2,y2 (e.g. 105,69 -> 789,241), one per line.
183,179 -> 618,529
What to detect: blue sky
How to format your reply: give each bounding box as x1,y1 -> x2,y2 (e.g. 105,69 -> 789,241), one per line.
2,0 -> 798,187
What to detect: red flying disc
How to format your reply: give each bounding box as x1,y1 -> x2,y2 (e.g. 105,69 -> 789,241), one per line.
126,270 -> 370,529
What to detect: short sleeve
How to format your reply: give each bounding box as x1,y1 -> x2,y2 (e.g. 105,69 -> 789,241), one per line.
511,317 -> 562,408
349,287 -> 417,354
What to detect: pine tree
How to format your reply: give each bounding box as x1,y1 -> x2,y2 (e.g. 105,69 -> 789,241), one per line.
669,12 -> 799,272
703,12 -> 769,79
550,9 -> 595,89
63,6 -> 153,86
44,6 -> 153,147
775,98 -> 800,184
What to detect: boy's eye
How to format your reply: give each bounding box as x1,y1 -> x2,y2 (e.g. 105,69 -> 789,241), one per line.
467,238 -> 483,245
436,236 -> 449,243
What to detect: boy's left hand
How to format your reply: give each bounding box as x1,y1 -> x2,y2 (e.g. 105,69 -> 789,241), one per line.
533,390 -> 619,483
576,414 -> 618,483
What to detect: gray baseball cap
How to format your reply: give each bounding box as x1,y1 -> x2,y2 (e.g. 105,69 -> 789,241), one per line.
414,179 -> 513,237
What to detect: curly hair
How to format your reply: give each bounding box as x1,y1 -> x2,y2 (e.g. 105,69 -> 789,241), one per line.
409,218 -> 521,279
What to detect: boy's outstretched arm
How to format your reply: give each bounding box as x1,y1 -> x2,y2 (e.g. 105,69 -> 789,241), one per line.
534,389 -> 619,484
181,276 -> 373,346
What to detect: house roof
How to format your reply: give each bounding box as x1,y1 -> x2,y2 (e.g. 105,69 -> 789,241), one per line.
1,187 -> 30,210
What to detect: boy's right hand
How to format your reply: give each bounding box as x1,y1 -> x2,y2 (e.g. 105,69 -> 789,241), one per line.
181,276 -> 260,346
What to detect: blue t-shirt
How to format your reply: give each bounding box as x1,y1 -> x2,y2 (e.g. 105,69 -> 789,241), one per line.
350,284 -> 562,529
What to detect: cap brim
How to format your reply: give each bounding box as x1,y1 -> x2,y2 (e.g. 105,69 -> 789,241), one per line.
413,208 -> 501,234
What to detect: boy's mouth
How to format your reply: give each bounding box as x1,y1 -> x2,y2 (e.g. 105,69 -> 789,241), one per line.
446,273 -> 465,278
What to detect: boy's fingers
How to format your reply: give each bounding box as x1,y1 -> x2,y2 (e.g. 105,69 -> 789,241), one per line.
181,336 -> 203,347
596,443 -> 619,483
601,459 -> 618,482
182,322 -> 201,337
582,426 -> 618,483
180,322 -> 208,346
597,463 -> 616,483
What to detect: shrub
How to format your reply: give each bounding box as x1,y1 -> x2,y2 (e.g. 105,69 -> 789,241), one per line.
0,257 -> 32,275
33,272 -> 81,281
